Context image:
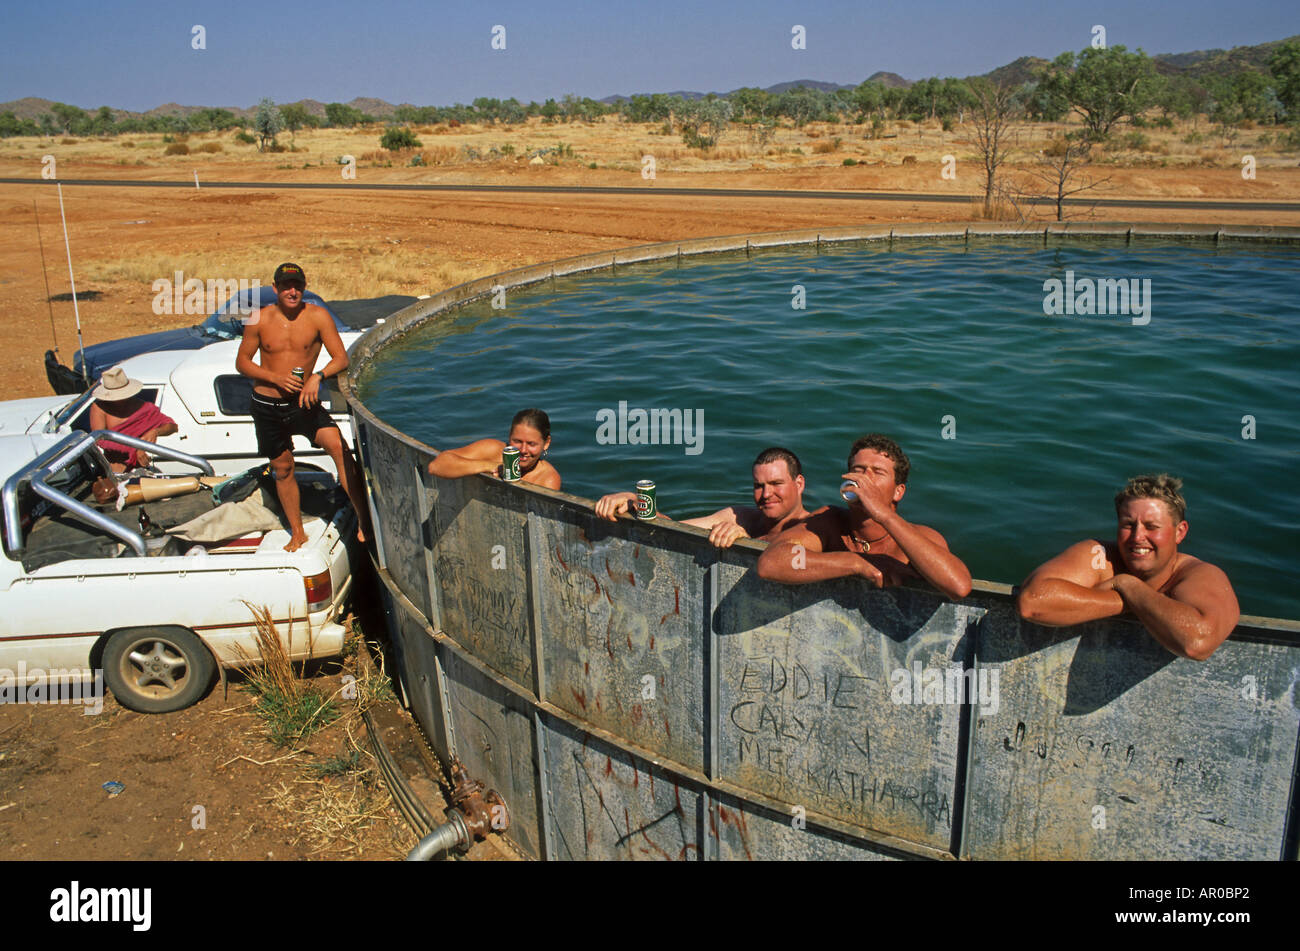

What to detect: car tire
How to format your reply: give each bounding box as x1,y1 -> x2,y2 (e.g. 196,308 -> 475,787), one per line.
102,627 -> 216,713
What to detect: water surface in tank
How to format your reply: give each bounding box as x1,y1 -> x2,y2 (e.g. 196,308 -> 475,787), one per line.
358,240 -> 1300,619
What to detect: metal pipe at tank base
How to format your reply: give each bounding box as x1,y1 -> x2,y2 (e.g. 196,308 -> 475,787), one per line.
406,812 -> 470,861
405,759 -> 511,861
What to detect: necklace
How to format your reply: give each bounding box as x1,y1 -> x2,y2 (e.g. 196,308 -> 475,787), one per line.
850,528 -> 889,553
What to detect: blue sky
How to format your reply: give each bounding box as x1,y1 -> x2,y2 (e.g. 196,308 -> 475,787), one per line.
1,0 -> 1297,111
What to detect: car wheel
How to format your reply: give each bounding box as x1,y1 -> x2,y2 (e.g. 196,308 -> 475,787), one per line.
102,627 -> 216,713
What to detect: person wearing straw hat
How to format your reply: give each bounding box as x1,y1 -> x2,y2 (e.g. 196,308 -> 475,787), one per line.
88,365 -> 178,472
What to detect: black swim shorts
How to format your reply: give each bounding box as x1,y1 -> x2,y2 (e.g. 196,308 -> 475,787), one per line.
249,392 -> 338,459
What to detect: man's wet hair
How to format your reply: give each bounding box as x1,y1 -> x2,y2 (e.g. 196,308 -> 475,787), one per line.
752,446 -> 802,480
1115,473 -> 1186,523
512,408 -> 551,441
846,433 -> 910,485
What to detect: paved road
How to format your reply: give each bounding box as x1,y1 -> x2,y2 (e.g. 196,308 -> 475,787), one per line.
4,177 -> 1299,212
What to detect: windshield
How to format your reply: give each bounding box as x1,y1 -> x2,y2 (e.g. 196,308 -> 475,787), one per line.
197,310 -> 247,340
48,390 -> 95,432
197,291 -> 349,340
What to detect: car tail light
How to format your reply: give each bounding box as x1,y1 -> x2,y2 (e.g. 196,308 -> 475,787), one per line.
304,569 -> 333,609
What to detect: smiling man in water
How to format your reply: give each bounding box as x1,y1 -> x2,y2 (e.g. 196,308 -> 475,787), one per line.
596,446 -> 810,547
1015,474 -> 1239,660
236,262 -> 367,551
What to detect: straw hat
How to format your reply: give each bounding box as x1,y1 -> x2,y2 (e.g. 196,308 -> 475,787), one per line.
92,366 -> 143,401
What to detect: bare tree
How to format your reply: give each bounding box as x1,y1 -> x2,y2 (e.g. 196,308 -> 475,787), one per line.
966,78 -> 1021,217
1028,134 -> 1111,220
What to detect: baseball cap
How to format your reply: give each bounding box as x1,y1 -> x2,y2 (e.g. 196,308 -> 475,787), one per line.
273,262 -> 306,285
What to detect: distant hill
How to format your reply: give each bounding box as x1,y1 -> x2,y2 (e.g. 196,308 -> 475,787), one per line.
760,79 -> 855,95
864,71 -> 910,88
291,98 -> 328,119
1152,34 -> 1299,78
981,56 -> 1051,88
0,97 -> 61,121
602,78 -> 861,104
144,102 -> 252,120
4,33 -> 1295,120
346,97 -> 396,119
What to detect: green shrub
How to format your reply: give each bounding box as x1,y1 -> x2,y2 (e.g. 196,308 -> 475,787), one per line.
234,130 -> 256,144
380,126 -> 421,151
842,157 -> 858,166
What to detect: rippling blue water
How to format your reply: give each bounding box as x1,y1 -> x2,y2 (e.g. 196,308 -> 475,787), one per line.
359,239 -> 1300,619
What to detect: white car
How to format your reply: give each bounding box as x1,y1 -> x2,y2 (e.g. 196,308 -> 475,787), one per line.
5,337 -> 360,477
0,429 -> 357,713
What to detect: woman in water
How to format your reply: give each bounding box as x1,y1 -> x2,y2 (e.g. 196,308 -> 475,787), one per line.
427,408 -> 561,490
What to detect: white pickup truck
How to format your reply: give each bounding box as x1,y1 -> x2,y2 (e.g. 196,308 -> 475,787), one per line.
6,336 -> 360,477
0,430 -> 357,713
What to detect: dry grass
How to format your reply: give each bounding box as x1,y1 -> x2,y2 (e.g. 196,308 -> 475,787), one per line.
418,145 -> 459,165
233,604 -> 337,748
265,769 -> 407,856
81,243 -> 490,304
256,619 -> 408,857
234,603 -> 302,697
2,114 -> 1295,182
969,196 -> 1024,221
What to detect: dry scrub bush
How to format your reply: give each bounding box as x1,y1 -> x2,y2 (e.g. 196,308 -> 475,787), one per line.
970,196 -> 1021,221
418,146 -> 458,165
164,143 -> 190,155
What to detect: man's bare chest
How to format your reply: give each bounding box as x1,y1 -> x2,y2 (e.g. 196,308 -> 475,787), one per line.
259,316 -> 320,352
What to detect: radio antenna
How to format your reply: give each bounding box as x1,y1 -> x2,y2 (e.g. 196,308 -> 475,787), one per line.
33,199 -> 59,353
56,182 -> 89,386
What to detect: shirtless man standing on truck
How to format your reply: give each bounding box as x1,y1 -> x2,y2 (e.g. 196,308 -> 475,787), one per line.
236,262 -> 367,551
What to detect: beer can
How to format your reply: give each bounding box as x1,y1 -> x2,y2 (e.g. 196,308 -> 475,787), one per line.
840,480 -> 858,502
634,480 -> 657,520
292,367 -> 306,382
502,446 -> 522,482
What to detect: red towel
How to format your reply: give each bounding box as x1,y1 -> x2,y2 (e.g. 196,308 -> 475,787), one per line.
98,402 -> 175,467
